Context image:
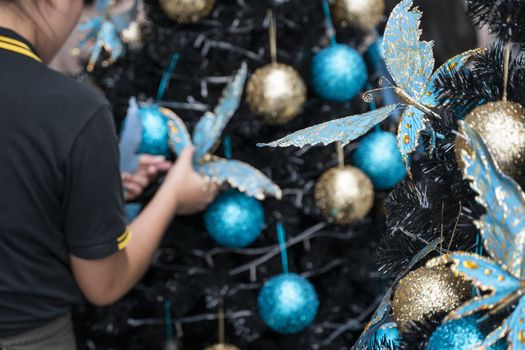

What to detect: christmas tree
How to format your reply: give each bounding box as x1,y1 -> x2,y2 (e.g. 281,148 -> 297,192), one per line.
72,0 -> 525,349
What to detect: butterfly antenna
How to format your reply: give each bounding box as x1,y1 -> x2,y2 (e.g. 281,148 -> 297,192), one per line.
362,86 -> 396,103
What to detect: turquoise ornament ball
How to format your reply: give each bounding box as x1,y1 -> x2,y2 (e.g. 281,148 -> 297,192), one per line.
369,322 -> 401,349
204,191 -> 265,248
137,105 -> 170,156
426,316 -> 506,350
258,273 -> 319,334
352,130 -> 406,190
311,44 -> 367,102
366,37 -> 385,70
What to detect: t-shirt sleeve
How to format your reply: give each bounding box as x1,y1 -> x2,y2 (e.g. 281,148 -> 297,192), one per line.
63,105 -> 130,260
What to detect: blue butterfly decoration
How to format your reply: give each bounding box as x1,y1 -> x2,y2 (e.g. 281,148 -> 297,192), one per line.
77,0 -> 139,72
167,63 -> 282,200
427,120 -> 525,349
119,57 -> 282,200
260,0 -> 483,170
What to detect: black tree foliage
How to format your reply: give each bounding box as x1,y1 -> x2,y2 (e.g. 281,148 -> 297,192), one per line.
466,0 -> 525,42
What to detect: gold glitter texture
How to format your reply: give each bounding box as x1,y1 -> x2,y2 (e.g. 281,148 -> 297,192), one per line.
159,0 -> 216,23
331,0 -> 385,32
246,63 -> 306,125
392,265 -> 471,333
456,101 -> 525,179
314,166 -> 374,225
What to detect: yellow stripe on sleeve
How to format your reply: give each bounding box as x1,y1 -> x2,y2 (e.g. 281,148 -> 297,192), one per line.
117,228 -> 132,250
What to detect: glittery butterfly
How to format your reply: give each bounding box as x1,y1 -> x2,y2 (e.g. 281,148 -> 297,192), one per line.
260,0 -> 482,170
428,120 -> 525,349
167,64 -> 281,200
77,0 -> 139,72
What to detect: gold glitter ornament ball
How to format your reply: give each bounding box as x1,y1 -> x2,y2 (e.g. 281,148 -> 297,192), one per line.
455,101 -> 525,179
314,166 -> 374,225
159,0 -> 216,23
204,345 -> 239,350
331,0 -> 385,32
246,63 -> 307,125
392,265 -> 471,333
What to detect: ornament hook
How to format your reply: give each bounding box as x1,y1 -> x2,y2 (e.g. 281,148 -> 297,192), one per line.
277,223 -> 289,274
267,10 -> 278,64
322,0 -> 337,46
156,53 -> 180,103
502,42 -> 511,102
336,142 -> 345,169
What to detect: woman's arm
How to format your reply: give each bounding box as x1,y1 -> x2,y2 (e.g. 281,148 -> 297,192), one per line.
70,147 -> 218,306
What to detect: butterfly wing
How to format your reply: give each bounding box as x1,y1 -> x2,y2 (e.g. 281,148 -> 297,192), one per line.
460,121 -> 525,280
119,98 -> 143,173
196,158 -> 282,200
420,48 -> 486,108
383,0 -> 434,100
110,0 -> 139,32
166,108 -> 192,157
259,105 -> 400,149
435,252 -> 521,321
397,106 -> 427,165
192,63 -> 248,161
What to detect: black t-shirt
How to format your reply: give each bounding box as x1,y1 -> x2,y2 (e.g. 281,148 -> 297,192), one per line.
0,28 -> 128,337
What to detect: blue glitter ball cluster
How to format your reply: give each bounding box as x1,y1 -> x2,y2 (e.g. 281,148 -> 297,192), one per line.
352,130 -> 406,190
257,273 -> 319,334
204,191 -> 265,248
136,105 -> 170,156
311,44 -> 367,102
427,316 -> 507,350
369,322 -> 400,349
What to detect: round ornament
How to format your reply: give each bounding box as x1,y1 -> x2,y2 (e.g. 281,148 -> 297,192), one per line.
246,63 -> 307,125
204,345 -> 240,350
392,265 -> 471,333
331,0 -> 385,32
257,273 -> 319,334
204,191 -> 265,248
366,37 -> 384,69
159,0 -> 216,23
426,316 -> 506,350
352,131 -> 406,190
136,106 -> 171,157
314,166 -> 374,225
455,101 -> 525,179
311,44 -> 368,102
369,322 -> 400,349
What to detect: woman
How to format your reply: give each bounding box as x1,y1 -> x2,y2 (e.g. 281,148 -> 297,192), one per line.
0,1 -> 219,349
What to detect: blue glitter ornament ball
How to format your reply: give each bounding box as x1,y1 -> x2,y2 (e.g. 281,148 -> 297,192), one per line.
311,44 -> 367,102
258,273 -> 319,334
427,316 -> 506,350
204,191 -> 265,248
369,322 -> 400,349
366,37 -> 385,70
136,105 -> 170,156
352,130 -> 406,190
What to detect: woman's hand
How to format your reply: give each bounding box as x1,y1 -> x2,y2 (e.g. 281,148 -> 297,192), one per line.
122,155 -> 172,201
163,146 -> 220,215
